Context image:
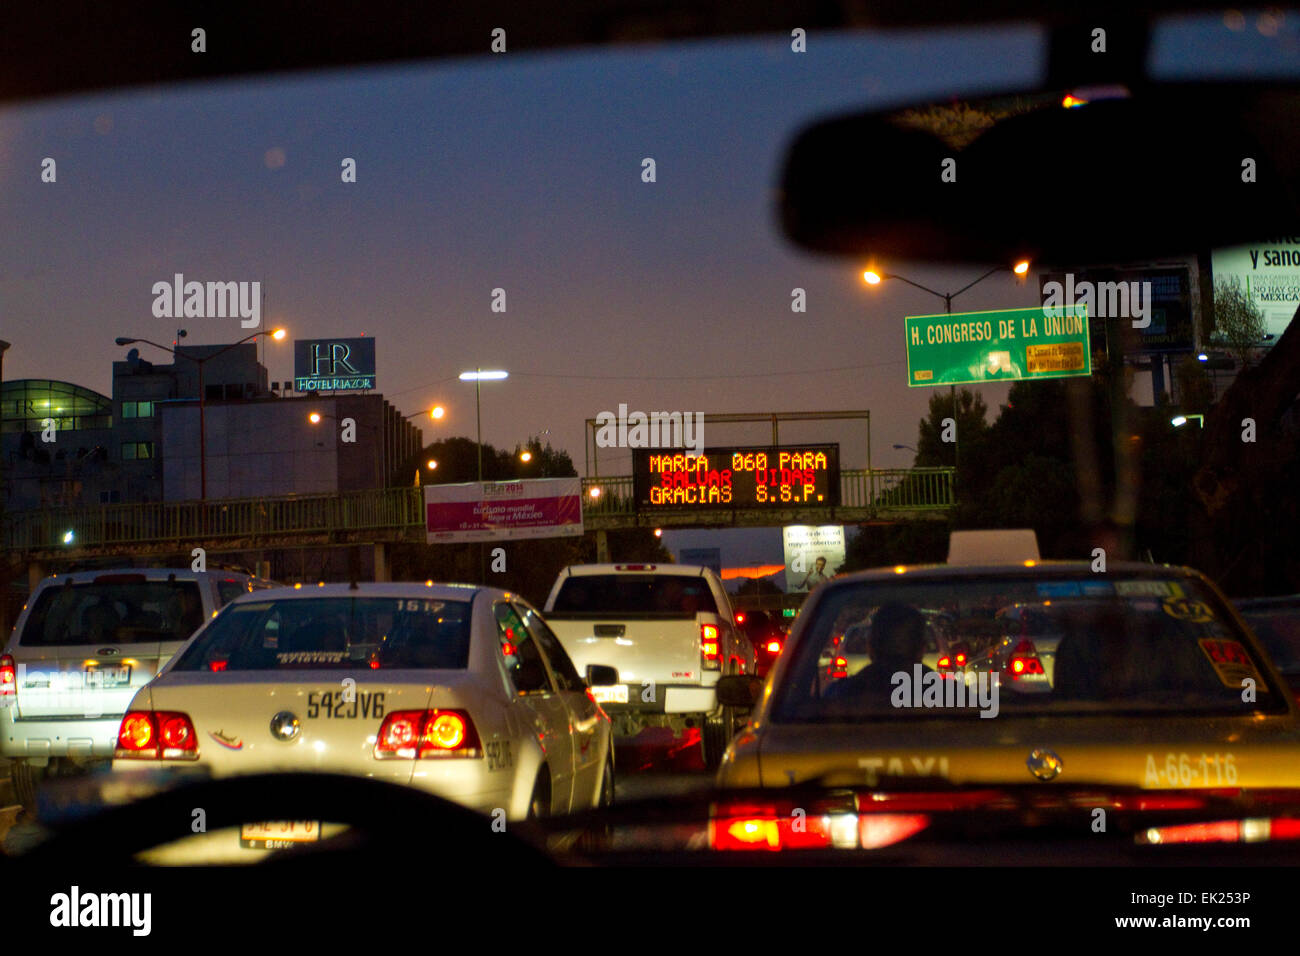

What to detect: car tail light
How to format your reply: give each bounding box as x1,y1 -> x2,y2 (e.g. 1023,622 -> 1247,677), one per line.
1139,818 -> 1300,845
701,623 -> 721,670
709,800 -> 927,851
0,655 -> 15,700
115,711 -> 199,760
208,659 -> 228,672
735,612 -> 746,625
937,654 -> 952,670
374,709 -> 482,759
765,640 -> 782,655
954,651 -> 967,667
710,810 -> 833,851
829,656 -> 848,679
1008,640 -> 1045,677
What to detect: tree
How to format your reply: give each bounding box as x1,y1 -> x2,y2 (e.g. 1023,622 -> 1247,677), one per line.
1211,275 -> 1265,369
915,387 -> 988,468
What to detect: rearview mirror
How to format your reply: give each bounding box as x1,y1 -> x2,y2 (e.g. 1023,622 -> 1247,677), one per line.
780,84 -> 1300,266
586,664 -> 619,687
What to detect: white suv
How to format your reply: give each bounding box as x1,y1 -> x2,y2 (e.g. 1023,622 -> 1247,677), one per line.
1,567 -> 274,812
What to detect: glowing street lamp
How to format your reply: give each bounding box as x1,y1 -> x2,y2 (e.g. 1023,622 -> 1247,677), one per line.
863,262 -> 1031,495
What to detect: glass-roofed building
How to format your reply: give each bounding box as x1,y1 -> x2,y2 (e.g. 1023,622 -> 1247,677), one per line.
1,379 -> 115,509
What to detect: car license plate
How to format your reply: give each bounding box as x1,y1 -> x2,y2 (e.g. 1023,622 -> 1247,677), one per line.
592,684 -> 628,704
239,821 -> 321,849
84,665 -> 131,687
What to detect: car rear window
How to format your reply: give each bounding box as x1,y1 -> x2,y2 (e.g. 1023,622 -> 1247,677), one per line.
171,597 -> 472,672
20,579 -> 205,646
775,575 -> 1286,721
550,574 -> 718,617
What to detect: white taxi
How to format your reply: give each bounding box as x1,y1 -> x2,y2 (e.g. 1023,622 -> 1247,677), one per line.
111,583 -> 614,853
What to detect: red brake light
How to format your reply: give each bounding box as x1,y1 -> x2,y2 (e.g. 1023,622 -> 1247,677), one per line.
0,655 -> 15,698
116,711 -> 198,760
701,623 -> 721,670
937,655 -> 952,670
208,659 -> 228,672
955,652 -> 967,666
766,640 -> 782,654
829,655 -> 848,679
735,612 -> 746,625
1008,640 -> 1045,677
374,709 -> 481,759
118,712 -> 155,753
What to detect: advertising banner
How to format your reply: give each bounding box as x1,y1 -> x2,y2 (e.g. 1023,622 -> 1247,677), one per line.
782,525 -> 846,593
425,478 -> 583,543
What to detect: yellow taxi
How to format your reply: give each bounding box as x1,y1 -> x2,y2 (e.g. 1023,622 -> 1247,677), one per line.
716,558 -> 1300,792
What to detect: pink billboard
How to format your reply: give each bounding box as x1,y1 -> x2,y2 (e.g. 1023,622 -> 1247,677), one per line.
425,478 -> 584,543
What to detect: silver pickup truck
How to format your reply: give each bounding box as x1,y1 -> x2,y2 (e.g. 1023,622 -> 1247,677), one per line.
543,563 -> 754,768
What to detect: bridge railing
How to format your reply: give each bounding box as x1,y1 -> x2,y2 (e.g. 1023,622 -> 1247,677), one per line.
3,469 -> 953,552
3,487 -> 425,551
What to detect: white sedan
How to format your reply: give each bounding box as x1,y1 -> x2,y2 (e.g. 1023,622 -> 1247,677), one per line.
112,583 -> 614,853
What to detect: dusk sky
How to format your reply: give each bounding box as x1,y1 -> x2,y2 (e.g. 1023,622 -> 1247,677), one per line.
1,15 -> 1292,566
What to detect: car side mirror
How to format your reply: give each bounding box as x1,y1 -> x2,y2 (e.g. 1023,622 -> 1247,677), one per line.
716,675 -> 763,708
586,664 -> 619,687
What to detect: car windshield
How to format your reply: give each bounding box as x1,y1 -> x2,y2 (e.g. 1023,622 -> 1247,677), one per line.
170,597 -> 473,671
774,574 -> 1285,721
20,580 -> 204,645
10,3 -> 1300,899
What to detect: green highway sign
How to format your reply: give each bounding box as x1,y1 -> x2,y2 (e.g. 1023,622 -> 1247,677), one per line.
905,305 -> 1091,387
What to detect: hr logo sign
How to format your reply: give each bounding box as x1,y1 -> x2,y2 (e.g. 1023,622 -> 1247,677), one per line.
310,342 -> 360,377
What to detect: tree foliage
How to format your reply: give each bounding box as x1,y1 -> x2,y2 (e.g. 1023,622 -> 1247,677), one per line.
1211,275 -> 1266,368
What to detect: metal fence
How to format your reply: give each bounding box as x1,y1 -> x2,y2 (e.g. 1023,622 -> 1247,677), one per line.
3,469 -> 953,553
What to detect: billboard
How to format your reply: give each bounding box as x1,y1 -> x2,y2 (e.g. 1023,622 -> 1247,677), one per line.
1211,240 -> 1300,342
782,525 -> 846,593
425,477 -> 583,543
632,445 -> 840,511
1037,266 -> 1196,354
905,306 -> 1091,387
294,337 -> 377,391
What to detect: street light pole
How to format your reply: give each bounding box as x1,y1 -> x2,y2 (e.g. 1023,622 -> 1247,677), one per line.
459,369 -> 508,585
116,329 -> 285,502
864,262 -> 1029,504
